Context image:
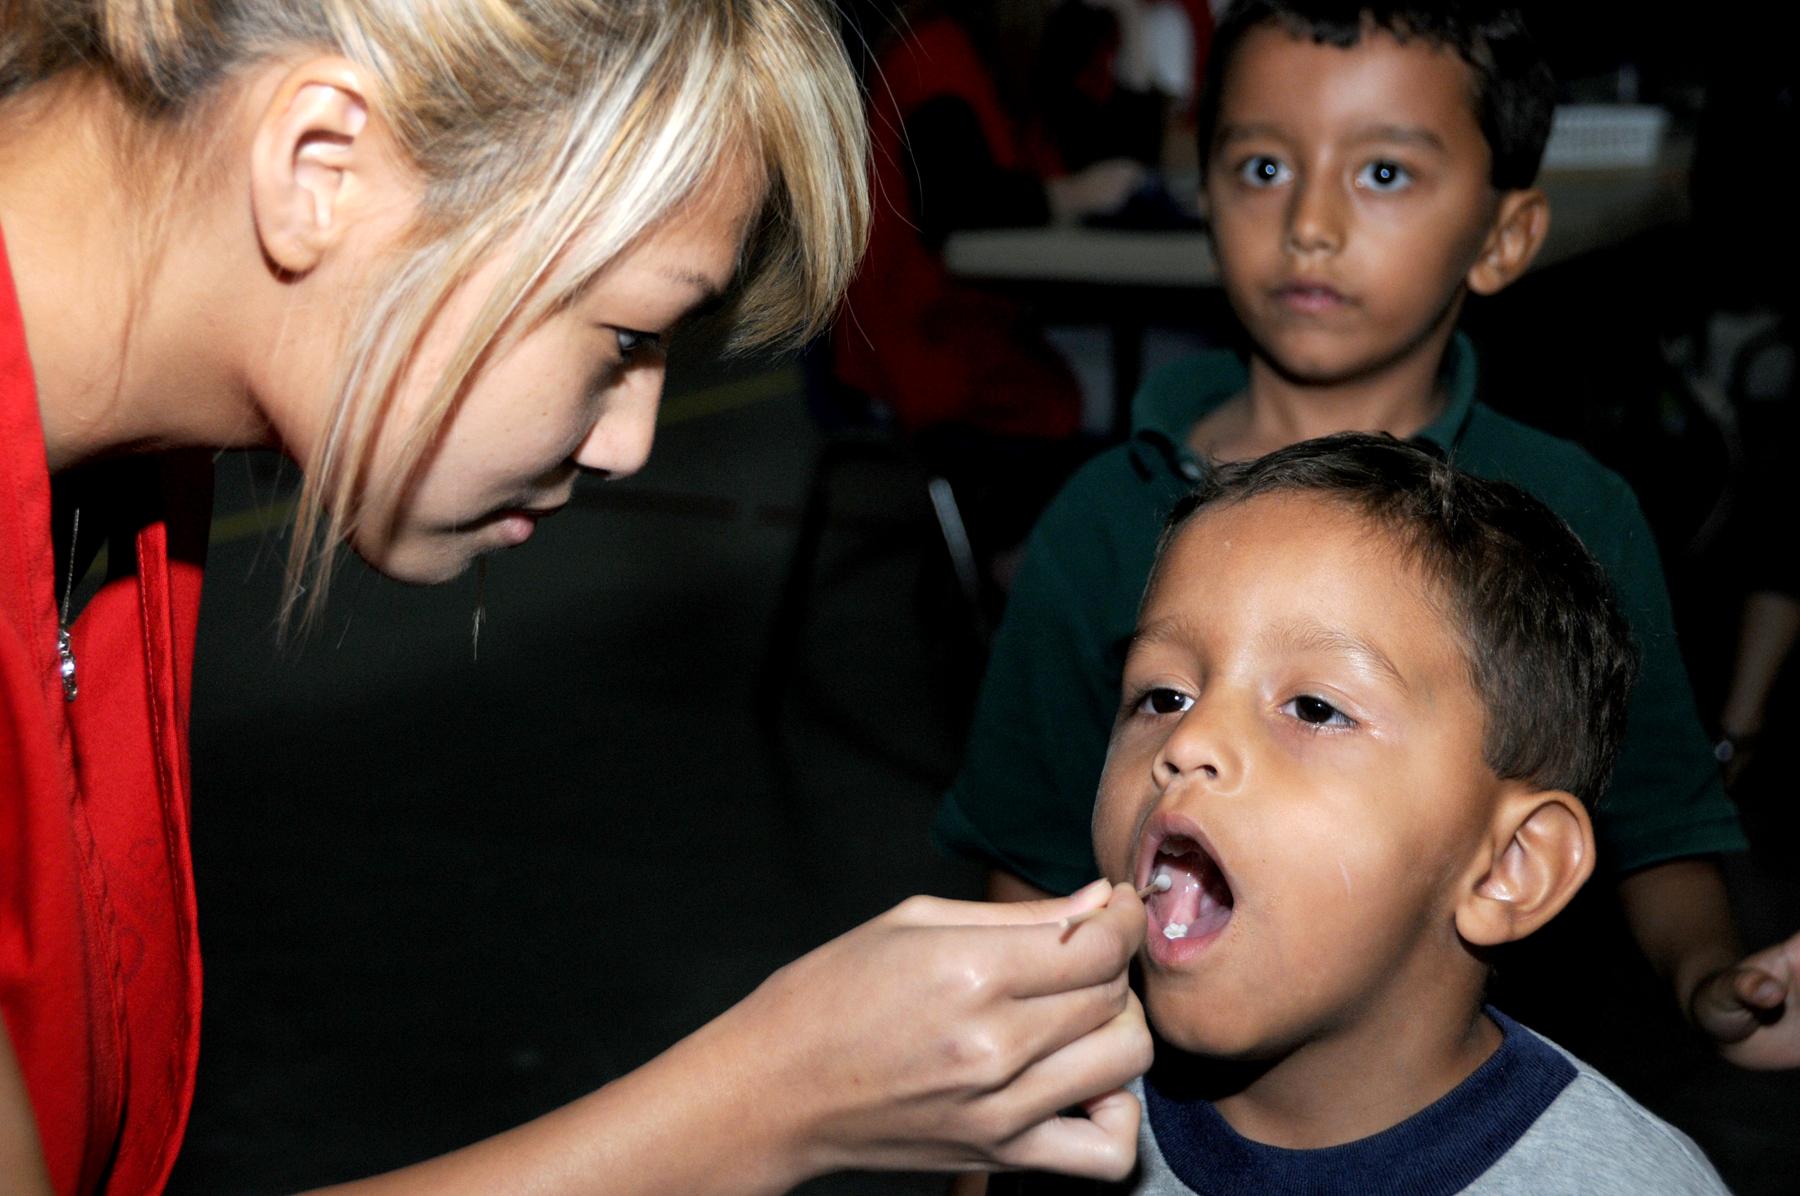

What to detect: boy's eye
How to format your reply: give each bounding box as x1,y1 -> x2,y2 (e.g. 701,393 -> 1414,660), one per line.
1355,160 -> 1412,192
615,328 -> 662,357
1282,694 -> 1354,728
1236,155 -> 1292,188
1135,687 -> 1195,717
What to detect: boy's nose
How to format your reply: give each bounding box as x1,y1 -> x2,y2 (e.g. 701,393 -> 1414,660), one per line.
1284,178 -> 1345,256
575,362 -> 662,479
1152,696 -> 1243,794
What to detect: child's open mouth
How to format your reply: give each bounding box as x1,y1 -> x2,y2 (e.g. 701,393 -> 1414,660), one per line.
1145,833 -> 1235,959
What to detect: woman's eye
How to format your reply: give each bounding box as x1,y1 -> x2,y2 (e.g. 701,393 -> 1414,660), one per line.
1355,160 -> 1412,192
1283,694 -> 1354,728
1236,155 -> 1291,187
615,328 -> 662,357
1135,687 -> 1195,717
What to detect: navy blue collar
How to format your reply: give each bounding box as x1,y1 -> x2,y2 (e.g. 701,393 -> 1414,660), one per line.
1144,1008 -> 1576,1196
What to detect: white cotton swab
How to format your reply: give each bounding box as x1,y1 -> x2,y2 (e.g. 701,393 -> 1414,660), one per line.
1058,874 -> 1171,932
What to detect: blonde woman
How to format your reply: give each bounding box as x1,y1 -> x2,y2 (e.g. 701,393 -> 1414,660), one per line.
0,3 -> 1153,1192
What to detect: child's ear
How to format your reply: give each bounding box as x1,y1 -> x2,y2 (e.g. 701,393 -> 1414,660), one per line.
1455,785 -> 1594,947
249,57 -> 398,276
1466,188 -> 1549,297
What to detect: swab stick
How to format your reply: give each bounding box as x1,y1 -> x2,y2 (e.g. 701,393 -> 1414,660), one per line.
1058,874 -> 1170,932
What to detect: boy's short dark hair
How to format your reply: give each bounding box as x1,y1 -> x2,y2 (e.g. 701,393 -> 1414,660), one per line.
1156,433 -> 1637,807
1197,1 -> 1555,190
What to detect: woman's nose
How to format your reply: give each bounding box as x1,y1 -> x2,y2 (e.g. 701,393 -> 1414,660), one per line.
575,363 -> 662,479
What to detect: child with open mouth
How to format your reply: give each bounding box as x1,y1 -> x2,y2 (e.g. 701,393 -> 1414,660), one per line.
1066,433 -> 1728,1193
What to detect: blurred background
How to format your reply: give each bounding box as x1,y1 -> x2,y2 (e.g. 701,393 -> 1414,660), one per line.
167,1 -> 1800,1191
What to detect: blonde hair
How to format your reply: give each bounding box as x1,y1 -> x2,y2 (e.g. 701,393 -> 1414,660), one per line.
2,0 -> 869,628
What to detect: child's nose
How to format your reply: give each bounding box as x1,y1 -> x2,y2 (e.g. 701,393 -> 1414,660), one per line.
1284,177 -> 1345,256
574,363 -> 662,479
1152,695 -> 1243,793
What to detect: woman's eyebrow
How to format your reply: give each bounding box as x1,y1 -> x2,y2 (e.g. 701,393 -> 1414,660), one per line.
662,266 -> 726,304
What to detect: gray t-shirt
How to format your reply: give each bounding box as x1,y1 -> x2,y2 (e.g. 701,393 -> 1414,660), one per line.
1080,1011 -> 1728,1196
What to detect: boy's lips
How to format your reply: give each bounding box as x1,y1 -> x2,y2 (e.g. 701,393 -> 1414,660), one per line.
1271,280 -> 1353,315
1138,816 -> 1236,964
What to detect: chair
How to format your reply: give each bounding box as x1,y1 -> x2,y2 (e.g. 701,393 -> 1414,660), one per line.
756,339 -> 991,741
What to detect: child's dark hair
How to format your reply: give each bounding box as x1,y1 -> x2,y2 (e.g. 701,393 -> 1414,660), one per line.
1197,1 -> 1555,190
1155,434 -> 1637,807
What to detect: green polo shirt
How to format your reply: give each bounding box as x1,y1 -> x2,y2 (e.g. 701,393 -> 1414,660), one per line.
936,335 -> 1746,895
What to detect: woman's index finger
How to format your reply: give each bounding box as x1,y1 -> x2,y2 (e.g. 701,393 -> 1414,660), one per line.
984,889 -> 1147,999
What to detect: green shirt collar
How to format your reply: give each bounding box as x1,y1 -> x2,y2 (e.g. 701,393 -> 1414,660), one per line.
1129,331 -> 1481,475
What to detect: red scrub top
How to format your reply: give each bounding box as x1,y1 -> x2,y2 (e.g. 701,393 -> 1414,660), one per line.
0,227 -> 210,1192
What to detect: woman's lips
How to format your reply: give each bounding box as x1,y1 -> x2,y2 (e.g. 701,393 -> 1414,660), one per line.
491,504 -> 563,546
494,512 -> 539,546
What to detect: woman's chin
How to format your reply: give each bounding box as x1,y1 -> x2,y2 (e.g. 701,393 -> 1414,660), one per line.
350,530 -> 479,587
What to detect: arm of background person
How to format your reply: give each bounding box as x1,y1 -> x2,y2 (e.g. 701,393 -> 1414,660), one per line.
0,1033 -> 50,1195
313,886 -> 1153,1195
1622,858 -> 1800,1070
903,97 -> 1052,249
902,97 -> 1144,247
1716,589 -> 1800,784
1554,473 -> 1789,1064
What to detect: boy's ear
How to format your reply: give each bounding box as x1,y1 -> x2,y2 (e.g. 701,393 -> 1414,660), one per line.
1455,785 -> 1594,948
1466,188 -> 1549,297
250,57 -> 399,276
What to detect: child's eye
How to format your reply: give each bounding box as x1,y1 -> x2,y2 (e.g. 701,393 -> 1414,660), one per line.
1133,687 -> 1195,717
1281,694 -> 1355,729
1236,155 -> 1292,188
1355,160 -> 1412,192
615,328 -> 662,358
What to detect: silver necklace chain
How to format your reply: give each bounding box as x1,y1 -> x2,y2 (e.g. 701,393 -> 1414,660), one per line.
56,507 -> 78,702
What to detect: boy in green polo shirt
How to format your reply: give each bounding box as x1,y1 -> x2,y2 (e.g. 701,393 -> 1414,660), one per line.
937,0 -> 1800,1072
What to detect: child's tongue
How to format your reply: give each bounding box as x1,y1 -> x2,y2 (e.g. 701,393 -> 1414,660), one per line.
1150,838 -> 1234,941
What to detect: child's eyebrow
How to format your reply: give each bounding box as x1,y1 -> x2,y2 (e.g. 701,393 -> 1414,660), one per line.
1265,617 -> 1410,694
1213,121 -> 1290,148
1127,617 -> 1195,655
1346,124 -> 1449,154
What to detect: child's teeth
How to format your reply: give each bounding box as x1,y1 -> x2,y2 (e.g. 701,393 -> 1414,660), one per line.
1163,922 -> 1188,940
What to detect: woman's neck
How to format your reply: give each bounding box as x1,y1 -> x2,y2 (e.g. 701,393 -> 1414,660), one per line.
0,77 -> 274,473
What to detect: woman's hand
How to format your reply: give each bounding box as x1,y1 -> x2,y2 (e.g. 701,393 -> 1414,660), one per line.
730,880 -> 1152,1185
316,882 -> 1150,1196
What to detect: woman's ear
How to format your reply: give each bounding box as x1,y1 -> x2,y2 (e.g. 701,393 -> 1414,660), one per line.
1466,188 -> 1549,297
1455,786 -> 1595,948
249,57 -> 392,276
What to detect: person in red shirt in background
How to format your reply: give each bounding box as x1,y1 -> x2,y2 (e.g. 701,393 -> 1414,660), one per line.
835,4 -> 1150,592
837,5 -> 1146,442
